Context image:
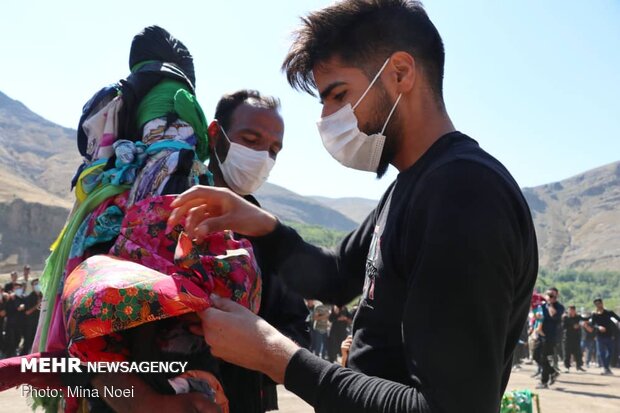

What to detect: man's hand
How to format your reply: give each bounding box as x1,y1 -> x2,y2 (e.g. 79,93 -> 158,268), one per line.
598,326 -> 607,333
168,186 -> 278,240
190,294 -> 299,383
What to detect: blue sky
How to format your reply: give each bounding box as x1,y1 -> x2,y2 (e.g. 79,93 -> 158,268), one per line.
1,0 -> 619,199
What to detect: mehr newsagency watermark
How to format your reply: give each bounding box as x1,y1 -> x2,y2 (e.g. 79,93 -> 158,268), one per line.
19,357 -> 189,399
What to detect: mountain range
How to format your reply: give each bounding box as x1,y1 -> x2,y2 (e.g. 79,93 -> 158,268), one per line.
0,90 -> 618,274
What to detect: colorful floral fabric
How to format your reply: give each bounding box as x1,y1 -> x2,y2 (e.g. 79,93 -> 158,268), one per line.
62,195 -> 261,361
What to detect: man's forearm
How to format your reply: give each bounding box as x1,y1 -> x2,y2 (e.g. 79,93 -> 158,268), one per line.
284,349 -> 434,413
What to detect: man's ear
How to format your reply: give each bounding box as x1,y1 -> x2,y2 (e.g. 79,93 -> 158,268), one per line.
208,120 -> 220,149
390,51 -> 416,94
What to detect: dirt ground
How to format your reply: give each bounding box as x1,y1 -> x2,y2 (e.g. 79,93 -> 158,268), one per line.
0,362 -> 618,412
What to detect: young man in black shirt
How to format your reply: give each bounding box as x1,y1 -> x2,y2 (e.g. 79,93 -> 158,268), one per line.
170,1 -> 538,412
562,305 -> 586,373
4,281 -> 27,357
589,298 -> 619,375
533,289 -> 564,388
3,271 -> 18,294
21,279 -> 42,356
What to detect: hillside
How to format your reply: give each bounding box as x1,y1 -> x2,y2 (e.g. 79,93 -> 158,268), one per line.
523,161 -> 620,272
255,183 -> 358,231
311,196 -> 377,224
0,91 -> 80,199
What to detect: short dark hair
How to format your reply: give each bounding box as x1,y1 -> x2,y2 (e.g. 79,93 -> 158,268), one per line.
282,0 -> 445,99
214,90 -> 281,132
568,305 -> 576,310
593,298 -> 603,304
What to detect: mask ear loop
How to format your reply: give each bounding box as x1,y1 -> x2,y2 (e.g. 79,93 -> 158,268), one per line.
381,93 -> 403,135
353,57 -> 391,111
213,122 -> 231,166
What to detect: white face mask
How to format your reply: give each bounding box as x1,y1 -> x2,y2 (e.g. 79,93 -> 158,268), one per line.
317,58 -> 402,172
214,125 -> 275,195
14,288 -> 24,297
34,285 -> 41,293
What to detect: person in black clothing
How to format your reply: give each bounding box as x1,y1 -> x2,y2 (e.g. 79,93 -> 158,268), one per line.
533,289 -> 564,388
206,89 -> 310,412
562,305 -> 586,372
21,279 -> 41,356
582,312 -> 598,367
328,305 -> 352,363
4,281 -> 27,357
3,271 -> 18,294
589,298 -> 619,375
551,288 -> 565,372
169,1 -> 538,412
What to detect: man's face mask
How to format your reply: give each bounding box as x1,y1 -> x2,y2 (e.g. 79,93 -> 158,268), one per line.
214,124 -> 275,196
14,288 -> 24,297
317,58 -> 402,172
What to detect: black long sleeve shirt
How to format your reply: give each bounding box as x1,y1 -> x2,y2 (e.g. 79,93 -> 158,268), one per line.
254,132 -> 538,413
590,310 -> 620,339
562,315 -> 586,342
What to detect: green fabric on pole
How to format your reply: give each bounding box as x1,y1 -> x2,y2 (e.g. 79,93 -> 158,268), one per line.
136,79 -> 210,162
174,88 -> 210,161
38,184 -> 130,350
135,79 -> 187,130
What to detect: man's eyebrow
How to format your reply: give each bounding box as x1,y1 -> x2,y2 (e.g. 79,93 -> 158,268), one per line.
319,81 -> 346,103
237,128 -> 261,138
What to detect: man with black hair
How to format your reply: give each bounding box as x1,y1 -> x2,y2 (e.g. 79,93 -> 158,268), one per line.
533,288 -> 564,388
590,298 -> 619,375
21,279 -> 41,356
171,1 -> 538,412
206,89 -> 310,413
3,271 -> 17,294
207,89 -> 283,196
4,281 -> 27,357
562,305 -> 586,373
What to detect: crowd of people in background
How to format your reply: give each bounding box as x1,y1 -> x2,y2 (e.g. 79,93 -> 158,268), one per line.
512,287 -> 620,389
0,265 -> 42,358
306,300 -> 355,364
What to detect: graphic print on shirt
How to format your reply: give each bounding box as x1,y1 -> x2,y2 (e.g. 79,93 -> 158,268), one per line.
362,189 -> 393,304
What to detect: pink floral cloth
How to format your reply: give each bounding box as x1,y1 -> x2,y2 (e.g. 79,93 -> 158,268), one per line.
62,195 -> 261,361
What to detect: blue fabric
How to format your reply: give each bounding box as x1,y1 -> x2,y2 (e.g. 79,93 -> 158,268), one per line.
84,206 -> 124,249
69,213 -> 93,260
99,139 -> 194,187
